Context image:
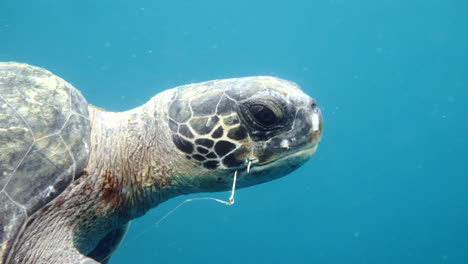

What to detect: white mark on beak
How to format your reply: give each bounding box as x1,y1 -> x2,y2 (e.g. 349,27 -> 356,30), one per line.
312,112 -> 320,132
280,139 -> 290,149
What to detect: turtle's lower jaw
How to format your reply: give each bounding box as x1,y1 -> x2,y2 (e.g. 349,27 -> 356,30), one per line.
235,143 -> 319,188
253,143 -> 319,172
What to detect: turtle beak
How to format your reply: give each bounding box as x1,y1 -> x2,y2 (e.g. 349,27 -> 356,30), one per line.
309,100 -> 323,145
254,98 -> 323,165
236,99 -> 322,188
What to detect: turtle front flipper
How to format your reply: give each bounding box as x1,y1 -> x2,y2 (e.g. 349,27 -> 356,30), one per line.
87,223 -> 130,264
9,225 -> 103,264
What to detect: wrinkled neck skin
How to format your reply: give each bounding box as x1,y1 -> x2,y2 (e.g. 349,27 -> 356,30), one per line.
86,89 -> 227,220
67,89 -> 237,257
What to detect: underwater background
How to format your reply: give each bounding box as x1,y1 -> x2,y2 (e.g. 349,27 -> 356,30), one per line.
1,0 -> 467,263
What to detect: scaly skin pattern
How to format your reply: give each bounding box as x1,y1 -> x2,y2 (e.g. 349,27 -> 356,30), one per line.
6,76 -> 322,264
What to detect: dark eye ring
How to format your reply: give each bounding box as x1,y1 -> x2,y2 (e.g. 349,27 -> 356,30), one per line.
249,104 -> 280,127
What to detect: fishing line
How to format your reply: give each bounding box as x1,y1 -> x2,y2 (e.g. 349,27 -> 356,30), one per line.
152,170 -> 237,228
122,170 -> 238,247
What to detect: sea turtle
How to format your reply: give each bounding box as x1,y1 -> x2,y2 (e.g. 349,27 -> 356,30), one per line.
0,62 -> 323,264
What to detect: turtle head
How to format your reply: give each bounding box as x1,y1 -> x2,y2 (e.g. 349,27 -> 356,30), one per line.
167,76 -> 322,191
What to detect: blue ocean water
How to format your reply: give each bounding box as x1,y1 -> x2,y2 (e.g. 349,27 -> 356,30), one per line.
1,0 -> 467,263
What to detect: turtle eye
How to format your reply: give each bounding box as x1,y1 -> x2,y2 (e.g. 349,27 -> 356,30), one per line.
249,104 -> 279,127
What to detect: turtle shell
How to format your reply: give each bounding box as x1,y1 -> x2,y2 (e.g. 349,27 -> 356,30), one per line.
0,62 -> 91,261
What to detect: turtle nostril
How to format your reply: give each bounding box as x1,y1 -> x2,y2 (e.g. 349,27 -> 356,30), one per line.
310,101 -> 318,111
